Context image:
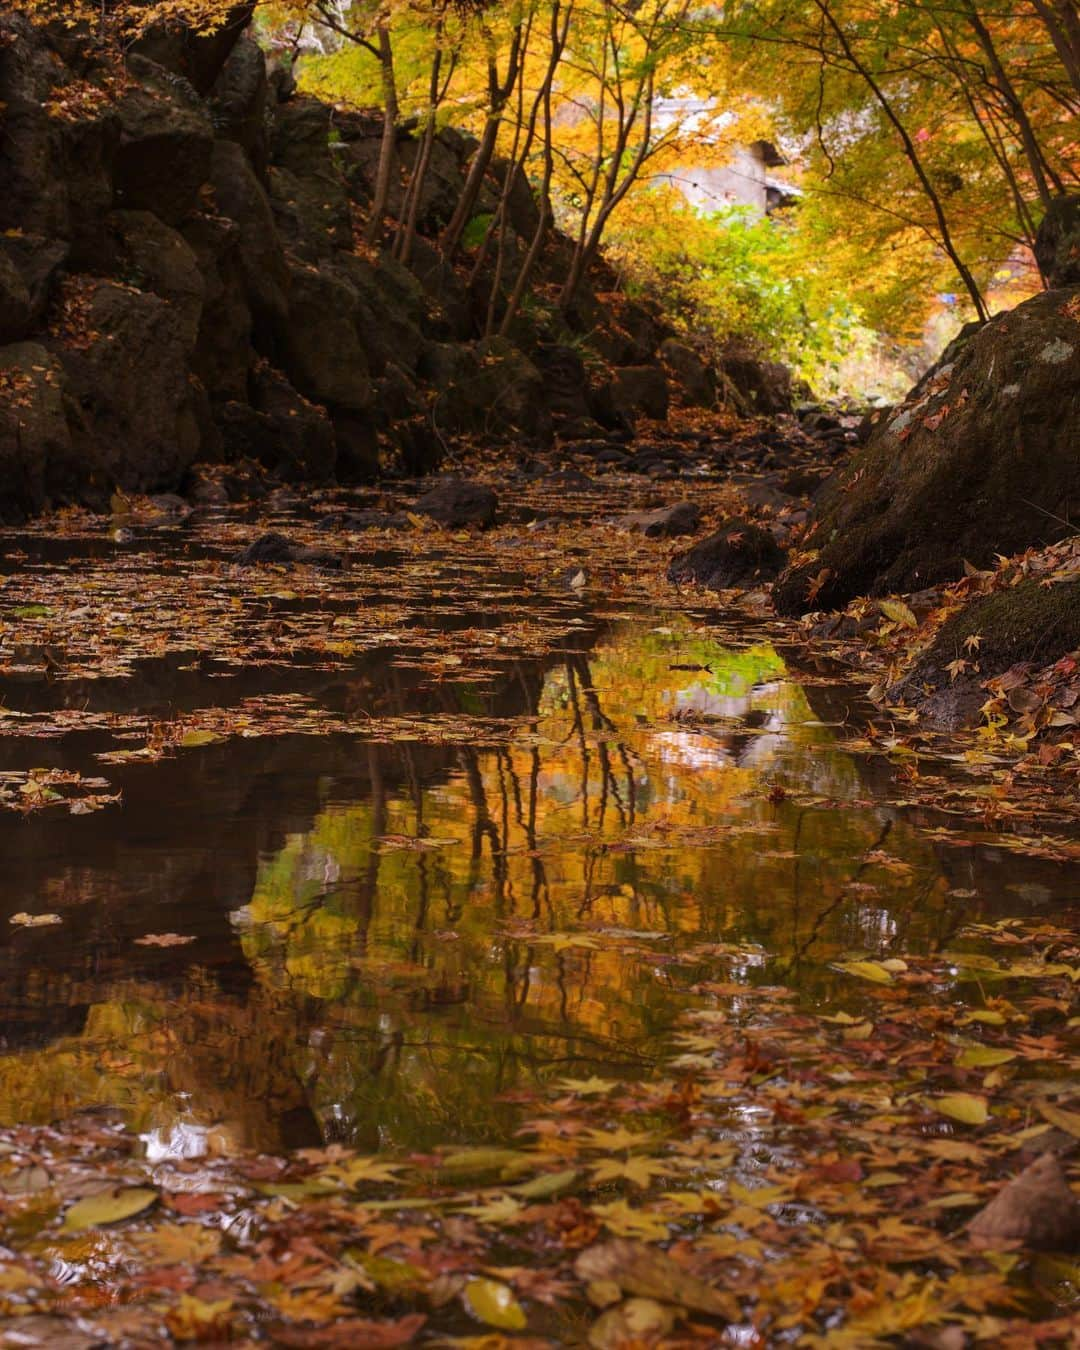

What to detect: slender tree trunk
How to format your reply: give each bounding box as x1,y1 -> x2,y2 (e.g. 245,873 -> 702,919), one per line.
442,25 -> 524,258
962,0 -> 1061,208
364,25 -> 399,245
1030,0 -> 1080,94
813,0 -> 989,321
394,34 -> 450,266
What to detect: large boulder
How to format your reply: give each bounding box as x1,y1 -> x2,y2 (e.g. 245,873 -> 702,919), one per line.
0,255 -> 32,344
208,34 -> 268,173
661,338 -> 716,408
669,522 -> 785,590
217,364 -> 336,482
720,351 -> 794,415
0,234 -> 69,331
0,343 -> 72,520
534,345 -> 592,429
0,15 -> 118,252
181,212 -> 252,401
268,99 -> 351,259
414,480 -> 497,529
611,365 -> 669,422
418,338 -> 549,440
281,260 -> 372,412
774,287 -> 1080,614
130,4 -> 256,96
208,139 -> 290,340
333,252 -> 427,376
47,278 -> 202,498
113,56 -> 214,225
91,210 -> 205,347
1035,196 -> 1080,289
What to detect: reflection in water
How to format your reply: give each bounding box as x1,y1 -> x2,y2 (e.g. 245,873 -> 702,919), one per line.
0,621 -> 1071,1153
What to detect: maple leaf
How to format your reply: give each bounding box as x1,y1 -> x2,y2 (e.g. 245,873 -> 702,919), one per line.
580,1126 -> 658,1153
589,1156 -> 672,1189
590,1199 -> 671,1240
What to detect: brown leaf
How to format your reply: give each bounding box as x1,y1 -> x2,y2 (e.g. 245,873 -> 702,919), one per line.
268,1313 -> 426,1347
967,1153 -> 1080,1250
574,1241 -> 734,1319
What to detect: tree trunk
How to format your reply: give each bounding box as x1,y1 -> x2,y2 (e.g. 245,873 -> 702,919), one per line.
364,25 -> 399,246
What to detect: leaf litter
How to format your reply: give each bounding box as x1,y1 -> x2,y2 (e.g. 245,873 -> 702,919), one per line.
0,458 -> 1079,1345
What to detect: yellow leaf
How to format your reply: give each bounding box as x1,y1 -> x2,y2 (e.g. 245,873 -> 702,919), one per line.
463,1278 -> 527,1331
931,1093 -> 989,1126
833,960 -> 894,984
879,599 -> 918,628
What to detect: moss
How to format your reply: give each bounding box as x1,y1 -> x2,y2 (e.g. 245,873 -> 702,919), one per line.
917,579 -> 1080,688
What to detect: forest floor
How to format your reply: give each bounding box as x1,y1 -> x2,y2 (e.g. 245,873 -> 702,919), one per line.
0,411 -> 1078,1348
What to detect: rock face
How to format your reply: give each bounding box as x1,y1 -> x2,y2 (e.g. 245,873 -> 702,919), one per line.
0,13 -> 756,519
617,502 -> 702,538
669,523 -> 785,590
1035,195 -> 1080,289
775,286 -> 1080,614
414,480 -> 498,529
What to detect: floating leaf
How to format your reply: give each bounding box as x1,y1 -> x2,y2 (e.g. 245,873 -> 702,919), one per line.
955,1046 -> 1016,1069
179,729 -> 225,748
61,1186 -> 158,1232
589,1298 -> 676,1349
575,1240 -> 735,1317
932,1093 -> 989,1126
1037,1100 -> 1080,1140
9,913 -> 62,928
462,1278 -> 526,1331
832,960 -> 894,984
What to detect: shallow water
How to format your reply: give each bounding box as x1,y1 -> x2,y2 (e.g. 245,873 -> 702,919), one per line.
0,588 -> 1073,1160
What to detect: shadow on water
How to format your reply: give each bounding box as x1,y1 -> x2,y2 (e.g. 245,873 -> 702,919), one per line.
0,609 -> 1074,1156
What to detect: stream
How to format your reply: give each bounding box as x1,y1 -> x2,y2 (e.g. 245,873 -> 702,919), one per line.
0,515 -> 1072,1159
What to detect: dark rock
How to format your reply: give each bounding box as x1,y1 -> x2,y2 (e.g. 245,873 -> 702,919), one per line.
328,408 -> 379,483
268,99 -> 351,258
217,366 -> 336,483
967,1152 -> 1080,1250
181,212 -> 252,401
282,261 -> 372,412
899,578 -> 1080,728
661,338 -> 716,408
616,502 -> 702,538
491,155 -> 541,240
1034,195 -> 1080,289
209,34 -> 267,172
0,235 -> 68,330
418,339 -> 549,440
0,16 -> 119,252
0,342 -> 72,521
721,351 -> 794,415
405,235 -> 472,339
774,287 -> 1080,614
534,345 -> 592,424
92,210 -> 205,347
317,509 -> 409,534
333,252 -> 427,376
130,3 -> 255,96
113,57 -> 214,226
414,480 -> 498,529
544,469 -> 596,492
208,141 -> 289,343
235,531 -> 343,568
611,365 -> 670,422
668,522 -> 785,590
0,254 -> 32,343
47,279 -> 202,499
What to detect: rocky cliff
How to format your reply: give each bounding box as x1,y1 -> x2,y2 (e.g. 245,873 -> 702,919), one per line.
0,13 -> 763,521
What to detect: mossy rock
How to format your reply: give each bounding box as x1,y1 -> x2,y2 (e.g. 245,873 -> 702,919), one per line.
774,287 -> 1080,614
